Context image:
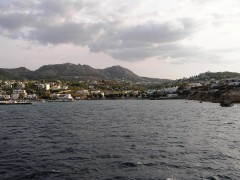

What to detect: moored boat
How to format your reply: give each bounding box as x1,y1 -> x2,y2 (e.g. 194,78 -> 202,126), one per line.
48,94 -> 76,102
0,100 -> 32,105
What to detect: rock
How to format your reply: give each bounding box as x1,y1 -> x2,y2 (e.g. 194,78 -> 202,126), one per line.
220,100 -> 234,107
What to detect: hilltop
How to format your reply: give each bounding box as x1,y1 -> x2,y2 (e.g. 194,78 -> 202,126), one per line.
190,71 -> 240,81
176,71 -> 240,83
0,63 -> 169,83
0,67 -> 31,80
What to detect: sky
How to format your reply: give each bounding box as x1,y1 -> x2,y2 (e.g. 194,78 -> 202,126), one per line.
0,0 -> 240,79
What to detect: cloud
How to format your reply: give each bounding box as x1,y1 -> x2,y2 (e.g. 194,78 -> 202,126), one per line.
26,22 -> 103,45
120,19 -> 197,43
0,0 -> 239,64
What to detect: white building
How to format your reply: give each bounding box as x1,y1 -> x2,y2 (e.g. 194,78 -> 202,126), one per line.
16,82 -> 25,89
50,93 -> 60,99
0,95 -> 11,100
58,94 -> 73,100
0,90 -> 5,95
45,84 -> 50,90
76,90 -> 89,95
11,89 -> 27,99
27,94 -> 37,100
189,83 -> 202,88
50,93 -> 75,101
51,85 -> 61,90
36,83 -> 50,90
13,89 -> 27,94
2,84 -> 12,89
225,78 -> 240,86
160,86 -> 179,93
91,90 -> 105,97
62,86 -> 69,90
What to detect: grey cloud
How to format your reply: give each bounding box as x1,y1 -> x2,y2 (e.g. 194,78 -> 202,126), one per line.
120,19 -> 196,43
104,43 -> 222,64
88,19 -> 200,61
0,0 -> 222,64
26,22 -> 104,45
0,0 -> 34,11
0,12 -> 36,30
39,0 -> 84,17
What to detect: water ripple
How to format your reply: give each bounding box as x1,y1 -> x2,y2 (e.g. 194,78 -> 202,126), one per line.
0,100 -> 240,179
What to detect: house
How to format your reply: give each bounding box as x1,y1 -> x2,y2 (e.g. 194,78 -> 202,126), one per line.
51,84 -> 61,91
27,94 -> 37,100
2,84 -> 12,89
50,93 -> 60,99
16,82 -> 25,89
11,89 -> 27,99
36,83 -> 50,90
50,93 -> 75,101
91,90 -> 105,97
88,85 -> 94,89
160,87 -> 179,94
0,90 -> 5,95
76,90 -> 89,95
189,83 -> 202,88
58,94 -> 74,100
36,84 -> 45,89
0,95 -> 11,100
224,78 -> 240,86
62,86 -> 69,90
45,84 -> 50,90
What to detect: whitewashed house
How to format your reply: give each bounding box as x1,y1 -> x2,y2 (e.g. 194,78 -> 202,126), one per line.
27,94 -> 37,100
0,90 -> 5,95
2,84 -> 12,89
45,84 -> 50,90
16,82 -> 25,89
186,83 -> 202,90
160,86 -> 179,94
62,86 -> 69,90
0,94 -> 11,100
11,89 -> 27,99
91,90 -> 105,97
51,84 -> 61,91
76,90 -> 89,95
36,83 -> 50,90
50,93 -> 60,99
225,78 -> 240,86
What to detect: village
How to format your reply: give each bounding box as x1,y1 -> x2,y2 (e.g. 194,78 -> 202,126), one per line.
0,76 -> 240,104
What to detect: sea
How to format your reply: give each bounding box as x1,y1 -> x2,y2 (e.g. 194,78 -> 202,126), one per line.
0,100 -> 240,180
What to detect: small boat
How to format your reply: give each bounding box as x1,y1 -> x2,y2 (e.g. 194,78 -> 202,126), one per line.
220,100 -> 233,107
48,94 -> 76,102
0,100 -> 32,105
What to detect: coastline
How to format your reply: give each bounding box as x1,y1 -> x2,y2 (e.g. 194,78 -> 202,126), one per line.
186,89 -> 240,103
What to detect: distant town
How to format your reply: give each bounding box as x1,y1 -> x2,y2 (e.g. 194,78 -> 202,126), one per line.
1,73 -> 240,104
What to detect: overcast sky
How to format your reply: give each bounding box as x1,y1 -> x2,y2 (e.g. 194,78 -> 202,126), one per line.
0,0 -> 240,79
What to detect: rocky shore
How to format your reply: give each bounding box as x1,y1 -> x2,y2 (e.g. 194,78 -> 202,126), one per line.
187,90 -> 240,103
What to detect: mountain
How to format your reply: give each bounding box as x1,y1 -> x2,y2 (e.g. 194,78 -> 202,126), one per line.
0,67 -> 31,80
25,63 -> 107,80
188,71 -> 240,82
174,71 -> 240,84
102,65 -> 144,81
0,63 -> 169,83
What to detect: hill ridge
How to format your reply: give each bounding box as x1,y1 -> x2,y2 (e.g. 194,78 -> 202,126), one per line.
0,63 -> 169,83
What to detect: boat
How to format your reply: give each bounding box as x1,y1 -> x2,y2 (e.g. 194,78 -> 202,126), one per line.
0,100 -> 32,105
48,94 -> 76,102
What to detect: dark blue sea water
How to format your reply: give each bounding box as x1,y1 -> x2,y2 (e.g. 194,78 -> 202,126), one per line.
0,100 -> 240,180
